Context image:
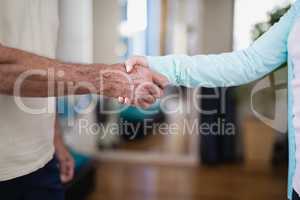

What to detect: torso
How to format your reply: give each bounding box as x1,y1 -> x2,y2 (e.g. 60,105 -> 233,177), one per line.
0,0 -> 59,181
289,17 -> 300,195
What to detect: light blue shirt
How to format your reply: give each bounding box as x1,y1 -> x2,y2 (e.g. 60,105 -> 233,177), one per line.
147,1 -> 300,199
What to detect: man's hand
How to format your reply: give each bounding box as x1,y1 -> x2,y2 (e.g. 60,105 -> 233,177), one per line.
55,142 -> 75,183
54,117 -> 75,184
91,63 -> 133,98
123,64 -> 169,108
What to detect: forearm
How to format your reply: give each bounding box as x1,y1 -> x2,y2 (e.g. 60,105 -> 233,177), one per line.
147,50 -> 276,88
0,44 -> 126,97
147,2 -> 298,88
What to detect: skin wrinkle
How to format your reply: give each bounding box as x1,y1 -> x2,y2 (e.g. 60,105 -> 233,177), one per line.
0,44 -> 130,97
0,44 -> 167,107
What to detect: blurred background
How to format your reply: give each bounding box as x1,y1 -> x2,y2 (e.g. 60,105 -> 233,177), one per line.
56,0 -> 295,200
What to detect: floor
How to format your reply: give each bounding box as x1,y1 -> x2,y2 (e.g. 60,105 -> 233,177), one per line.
85,115 -> 287,200
117,133 -> 191,155
86,162 -> 287,200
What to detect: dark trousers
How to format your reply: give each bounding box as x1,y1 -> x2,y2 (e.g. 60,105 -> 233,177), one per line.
294,190 -> 300,200
0,157 -> 64,200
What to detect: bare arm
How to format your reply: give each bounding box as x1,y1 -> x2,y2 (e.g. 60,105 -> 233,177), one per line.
0,43 -> 131,97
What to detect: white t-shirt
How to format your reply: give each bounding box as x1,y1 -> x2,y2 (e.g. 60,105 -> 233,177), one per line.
290,18 -> 300,195
0,0 -> 59,181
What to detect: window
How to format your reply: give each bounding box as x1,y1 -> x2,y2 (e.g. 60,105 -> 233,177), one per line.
118,0 -> 161,58
234,0 -> 294,50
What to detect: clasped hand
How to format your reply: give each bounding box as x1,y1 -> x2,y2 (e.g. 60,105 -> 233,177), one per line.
117,56 -> 168,109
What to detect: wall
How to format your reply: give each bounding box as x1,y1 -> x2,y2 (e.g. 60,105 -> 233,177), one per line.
93,0 -> 120,63
57,0 -> 93,63
57,0 -> 98,155
200,0 -> 234,53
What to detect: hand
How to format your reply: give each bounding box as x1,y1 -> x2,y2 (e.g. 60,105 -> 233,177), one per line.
85,63 -> 133,98
55,142 -> 75,183
120,64 -> 169,108
85,62 -> 168,108
125,56 -> 149,73
118,56 -> 168,108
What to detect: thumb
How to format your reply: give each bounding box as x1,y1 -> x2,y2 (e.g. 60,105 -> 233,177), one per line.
152,72 -> 169,89
125,56 -> 148,72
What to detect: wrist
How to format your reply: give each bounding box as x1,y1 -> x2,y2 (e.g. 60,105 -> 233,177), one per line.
68,63 -> 108,95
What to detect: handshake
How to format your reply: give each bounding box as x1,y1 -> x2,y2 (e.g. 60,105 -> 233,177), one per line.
100,56 -> 169,109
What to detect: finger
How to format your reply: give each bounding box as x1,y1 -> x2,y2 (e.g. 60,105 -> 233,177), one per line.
140,95 -> 156,104
152,72 -> 169,89
125,61 -> 134,73
65,160 -> 75,182
137,98 -> 151,109
135,81 -> 162,99
124,97 -> 133,105
118,97 -> 125,104
145,84 -> 163,98
60,162 -> 69,183
61,166 -> 73,183
121,86 -> 134,104
125,56 -> 148,72
61,159 -> 75,183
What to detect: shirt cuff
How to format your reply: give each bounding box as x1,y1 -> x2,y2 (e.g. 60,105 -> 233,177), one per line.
146,56 -> 178,85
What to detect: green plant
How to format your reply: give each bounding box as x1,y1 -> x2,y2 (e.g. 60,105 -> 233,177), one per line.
252,5 -> 290,71
252,5 -> 291,41
236,4 -> 290,110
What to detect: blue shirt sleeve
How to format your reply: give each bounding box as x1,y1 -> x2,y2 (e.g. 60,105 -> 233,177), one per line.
147,1 -> 300,88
